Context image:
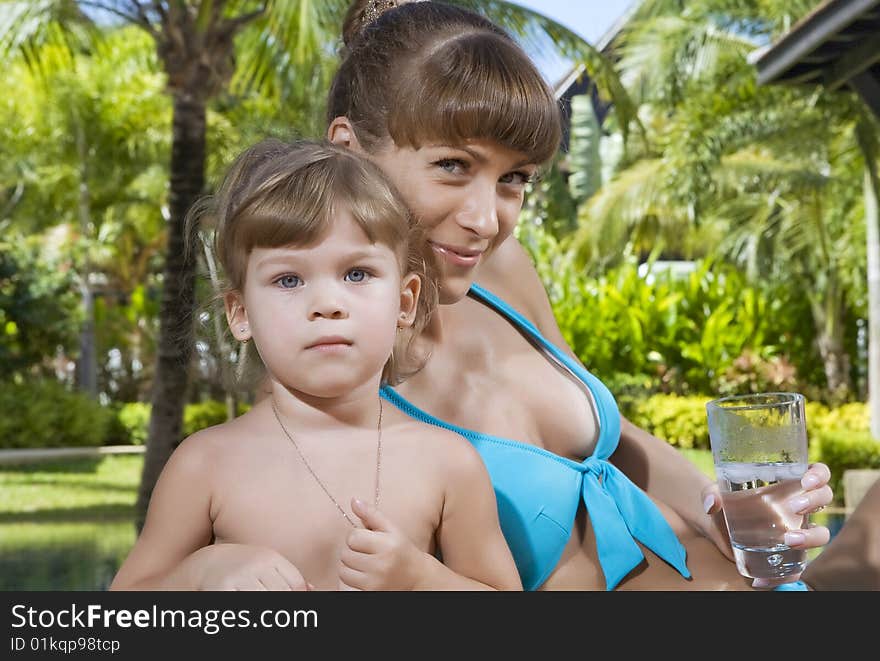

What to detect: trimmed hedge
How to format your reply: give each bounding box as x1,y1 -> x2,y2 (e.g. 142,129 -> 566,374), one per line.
117,400 -> 251,445
626,393 -> 880,505
627,394 -> 711,449
0,380 -> 116,449
814,430 -> 880,504
0,380 -> 251,449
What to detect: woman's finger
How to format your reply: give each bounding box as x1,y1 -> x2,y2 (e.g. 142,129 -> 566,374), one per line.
801,463 -> 831,489
787,486 -> 834,515
784,523 -> 831,549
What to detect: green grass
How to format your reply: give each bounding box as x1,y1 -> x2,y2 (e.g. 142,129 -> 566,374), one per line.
0,455 -> 142,519
680,448 -> 715,479
0,455 -> 142,590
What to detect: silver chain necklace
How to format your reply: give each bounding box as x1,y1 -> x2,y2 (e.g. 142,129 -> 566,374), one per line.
271,398 -> 382,528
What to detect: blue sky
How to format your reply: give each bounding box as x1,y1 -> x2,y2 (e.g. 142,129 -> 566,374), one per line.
510,0 -> 636,85
512,0 -> 636,44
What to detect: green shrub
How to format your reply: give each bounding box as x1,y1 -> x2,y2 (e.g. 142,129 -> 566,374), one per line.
117,402 -> 151,445
628,394 -> 712,449
184,400 -> 238,436
814,430 -> 880,505
114,400 -> 250,445
805,401 -> 869,438
0,380 -> 115,449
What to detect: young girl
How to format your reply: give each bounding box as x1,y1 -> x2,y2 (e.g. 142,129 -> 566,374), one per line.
109,139 -> 521,591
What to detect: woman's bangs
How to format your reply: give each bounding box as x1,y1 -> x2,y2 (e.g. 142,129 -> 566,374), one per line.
389,36 -> 561,164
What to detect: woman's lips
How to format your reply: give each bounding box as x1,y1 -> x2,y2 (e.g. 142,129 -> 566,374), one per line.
430,242 -> 484,267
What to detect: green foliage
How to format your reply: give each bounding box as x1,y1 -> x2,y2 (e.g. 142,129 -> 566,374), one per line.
114,400 -> 251,445
0,237 -> 80,379
521,220 -> 825,397
628,394 -> 712,449
0,380 -> 116,449
814,430 -> 880,505
626,393 -> 878,478
567,94 -> 602,204
184,400 -> 249,437
572,0 -> 868,398
805,401 -> 870,438
117,402 -> 151,446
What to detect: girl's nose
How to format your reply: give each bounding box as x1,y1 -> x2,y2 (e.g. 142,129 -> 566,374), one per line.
307,286 -> 348,320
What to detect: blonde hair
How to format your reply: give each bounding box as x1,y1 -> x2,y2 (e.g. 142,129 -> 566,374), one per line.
329,1 -> 561,164
191,138 -> 437,386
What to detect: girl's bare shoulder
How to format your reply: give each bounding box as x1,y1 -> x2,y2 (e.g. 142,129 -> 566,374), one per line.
171,405 -> 270,471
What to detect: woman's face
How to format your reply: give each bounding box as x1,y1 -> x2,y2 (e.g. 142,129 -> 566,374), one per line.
353,135 -> 536,304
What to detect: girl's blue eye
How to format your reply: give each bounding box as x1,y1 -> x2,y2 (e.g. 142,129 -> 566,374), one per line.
276,275 -> 301,289
345,269 -> 369,283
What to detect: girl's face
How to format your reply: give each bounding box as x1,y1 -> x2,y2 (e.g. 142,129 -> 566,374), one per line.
333,125 -> 536,304
227,209 -> 419,400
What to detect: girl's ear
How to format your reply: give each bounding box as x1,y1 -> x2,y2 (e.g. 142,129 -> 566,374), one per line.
327,116 -> 364,153
398,273 -> 421,328
225,292 -> 251,342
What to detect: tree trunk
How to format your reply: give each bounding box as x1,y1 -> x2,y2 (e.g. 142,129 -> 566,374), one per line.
816,330 -> 851,401
135,94 -> 205,532
74,122 -> 97,397
866,161 -> 880,438
75,278 -> 97,397
811,279 -> 851,401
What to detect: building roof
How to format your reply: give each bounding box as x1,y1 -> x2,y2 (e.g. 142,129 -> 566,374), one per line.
753,0 -> 880,116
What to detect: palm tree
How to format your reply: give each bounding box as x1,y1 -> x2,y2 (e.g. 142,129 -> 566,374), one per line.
1,0 -> 611,531
1,0 -> 343,530
2,27 -> 170,399
569,0 -> 869,398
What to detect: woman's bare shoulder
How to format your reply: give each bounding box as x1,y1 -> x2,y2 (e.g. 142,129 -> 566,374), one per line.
394,416 -> 486,478
477,236 -> 553,329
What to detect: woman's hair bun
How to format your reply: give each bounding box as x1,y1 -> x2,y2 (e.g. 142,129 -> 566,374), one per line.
342,0 -> 422,48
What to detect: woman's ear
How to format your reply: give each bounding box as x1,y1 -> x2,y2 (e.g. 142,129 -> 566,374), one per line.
225,292 -> 251,342
398,273 -> 421,328
327,116 -> 363,152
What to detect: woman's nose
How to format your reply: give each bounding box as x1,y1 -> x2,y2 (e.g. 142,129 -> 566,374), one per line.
457,186 -> 499,239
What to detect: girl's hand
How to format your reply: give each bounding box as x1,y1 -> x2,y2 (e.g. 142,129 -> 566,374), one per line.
193,543 -> 311,591
700,462 -> 833,588
337,498 -> 426,591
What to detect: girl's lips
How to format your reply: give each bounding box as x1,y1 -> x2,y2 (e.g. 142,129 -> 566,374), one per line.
430,242 -> 483,267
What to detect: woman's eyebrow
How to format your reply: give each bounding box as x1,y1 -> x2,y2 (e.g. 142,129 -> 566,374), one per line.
431,144 -> 533,168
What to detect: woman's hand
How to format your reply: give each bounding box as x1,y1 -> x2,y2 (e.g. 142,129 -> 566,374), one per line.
336,499 -> 426,591
700,462 -> 833,588
189,543 -> 312,591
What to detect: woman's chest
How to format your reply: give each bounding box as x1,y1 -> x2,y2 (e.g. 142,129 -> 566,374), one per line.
409,299 -> 599,460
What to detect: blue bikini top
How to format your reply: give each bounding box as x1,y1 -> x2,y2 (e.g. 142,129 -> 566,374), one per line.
380,283 -> 691,590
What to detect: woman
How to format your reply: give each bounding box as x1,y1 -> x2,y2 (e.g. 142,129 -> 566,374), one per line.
321,0 -> 833,590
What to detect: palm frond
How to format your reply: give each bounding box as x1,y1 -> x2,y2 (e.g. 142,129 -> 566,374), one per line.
0,0 -> 97,72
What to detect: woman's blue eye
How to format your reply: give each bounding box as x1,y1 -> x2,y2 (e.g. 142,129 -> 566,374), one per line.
276,275 -> 301,288
345,269 -> 369,283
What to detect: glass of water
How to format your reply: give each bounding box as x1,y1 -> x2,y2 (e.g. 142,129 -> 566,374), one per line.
705,392 -> 809,580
